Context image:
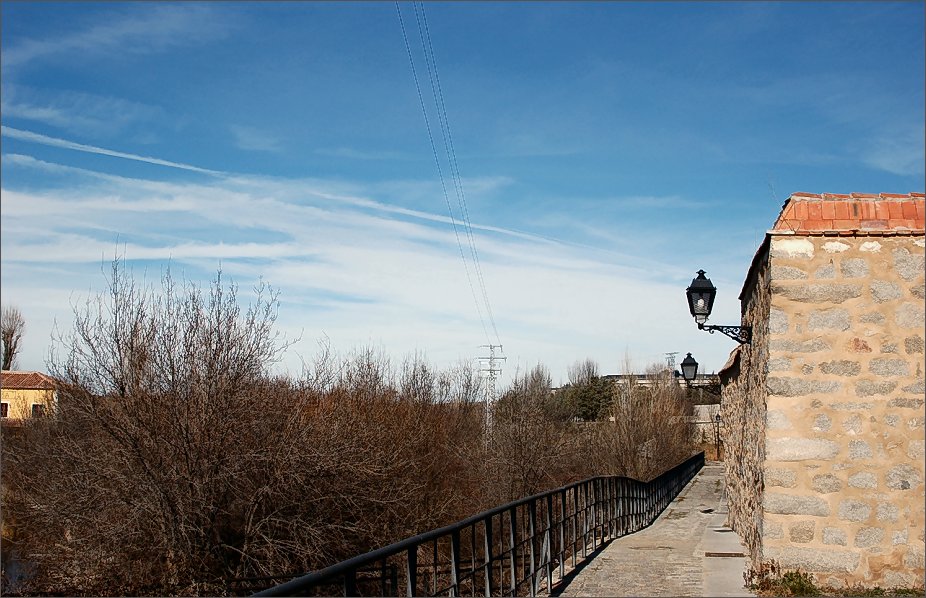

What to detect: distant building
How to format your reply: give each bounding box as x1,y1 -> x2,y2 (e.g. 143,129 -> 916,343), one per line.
720,192 -> 925,588
601,372 -> 720,402
1,370 -> 58,422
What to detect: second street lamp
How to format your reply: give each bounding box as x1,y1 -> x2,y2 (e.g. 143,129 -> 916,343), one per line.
680,352 -> 698,384
685,269 -> 752,344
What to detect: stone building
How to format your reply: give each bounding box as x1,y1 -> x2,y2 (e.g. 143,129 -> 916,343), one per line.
719,192 -> 925,588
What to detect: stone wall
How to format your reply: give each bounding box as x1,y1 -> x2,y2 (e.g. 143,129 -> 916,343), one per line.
760,234 -> 925,587
720,240 -> 771,569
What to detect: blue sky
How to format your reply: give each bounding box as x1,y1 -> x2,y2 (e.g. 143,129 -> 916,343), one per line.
2,2 -> 924,386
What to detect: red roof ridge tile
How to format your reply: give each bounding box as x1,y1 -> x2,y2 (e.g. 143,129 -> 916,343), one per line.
773,192 -> 925,233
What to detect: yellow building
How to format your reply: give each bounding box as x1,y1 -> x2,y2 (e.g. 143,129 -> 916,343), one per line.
1,371 -> 57,422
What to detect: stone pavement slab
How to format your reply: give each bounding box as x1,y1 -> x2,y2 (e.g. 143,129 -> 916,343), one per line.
553,463 -> 755,597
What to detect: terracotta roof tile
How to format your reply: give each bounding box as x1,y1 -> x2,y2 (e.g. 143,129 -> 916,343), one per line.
773,192 -> 925,234
1,371 -> 57,390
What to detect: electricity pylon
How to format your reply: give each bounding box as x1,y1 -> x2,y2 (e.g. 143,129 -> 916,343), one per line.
478,345 -> 506,440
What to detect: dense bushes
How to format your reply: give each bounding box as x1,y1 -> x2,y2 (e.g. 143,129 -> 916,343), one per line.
1,262 -> 696,596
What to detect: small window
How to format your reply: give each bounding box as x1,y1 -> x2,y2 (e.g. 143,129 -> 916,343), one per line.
1,403 -> 8,418
31,404 -> 45,418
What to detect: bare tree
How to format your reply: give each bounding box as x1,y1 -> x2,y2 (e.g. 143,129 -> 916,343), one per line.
1,304 -> 25,370
3,260 -> 298,595
585,364 -> 696,480
486,365 -> 581,503
567,357 -> 599,386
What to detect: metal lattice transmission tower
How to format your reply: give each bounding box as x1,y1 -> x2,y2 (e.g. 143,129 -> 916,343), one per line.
479,344 -> 506,404
478,344 -> 506,439
665,352 -> 679,370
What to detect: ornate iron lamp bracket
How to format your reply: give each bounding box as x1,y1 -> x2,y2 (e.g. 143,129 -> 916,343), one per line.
699,323 -> 752,344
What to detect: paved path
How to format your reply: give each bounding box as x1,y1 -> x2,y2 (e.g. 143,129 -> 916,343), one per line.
553,463 -> 755,597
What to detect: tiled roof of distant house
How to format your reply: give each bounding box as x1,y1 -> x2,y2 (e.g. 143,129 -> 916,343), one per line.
773,192 -> 925,235
1,370 -> 57,390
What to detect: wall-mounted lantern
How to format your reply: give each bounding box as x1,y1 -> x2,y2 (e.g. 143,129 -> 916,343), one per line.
685,270 -> 752,344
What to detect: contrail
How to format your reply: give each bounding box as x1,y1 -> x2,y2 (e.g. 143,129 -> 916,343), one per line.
1,126 -> 226,176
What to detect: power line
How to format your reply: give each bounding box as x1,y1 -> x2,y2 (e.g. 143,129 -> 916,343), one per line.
395,1 -> 490,343
414,4 -> 500,345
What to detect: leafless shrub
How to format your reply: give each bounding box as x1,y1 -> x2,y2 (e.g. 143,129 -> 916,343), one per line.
1,260 -> 698,597
4,260 -> 297,595
582,364 -> 696,480
485,364 -> 583,504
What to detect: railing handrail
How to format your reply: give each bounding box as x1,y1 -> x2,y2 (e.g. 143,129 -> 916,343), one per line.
252,451 -> 704,597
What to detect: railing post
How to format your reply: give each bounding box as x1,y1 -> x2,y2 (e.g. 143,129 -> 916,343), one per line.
471,524 -> 477,597
343,570 -> 356,597
508,507 -> 517,596
433,538 -> 439,596
559,488 -> 567,578
607,477 -> 615,539
544,493 -> 553,593
581,481 -> 589,558
450,529 -> 461,598
406,546 -> 417,598
599,478 -> 606,542
595,479 -> 602,546
570,486 -> 577,568
484,516 -> 493,597
380,559 -> 388,596
528,499 -> 537,597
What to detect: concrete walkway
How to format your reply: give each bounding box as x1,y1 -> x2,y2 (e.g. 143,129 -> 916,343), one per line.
552,463 -> 755,597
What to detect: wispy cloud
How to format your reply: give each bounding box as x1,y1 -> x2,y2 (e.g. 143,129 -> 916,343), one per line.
1,127 -> 226,176
1,85 -> 165,139
860,124 -> 926,177
2,4 -> 233,69
230,125 -> 283,153
1,153 -> 726,383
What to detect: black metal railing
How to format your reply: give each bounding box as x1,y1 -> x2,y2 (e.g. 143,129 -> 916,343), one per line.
249,452 -> 704,597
